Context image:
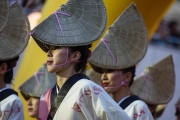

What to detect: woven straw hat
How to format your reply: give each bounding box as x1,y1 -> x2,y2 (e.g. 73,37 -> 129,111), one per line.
130,55 -> 175,105
0,2 -> 30,60
0,0 -> 9,31
19,63 -> 56,100
86,68 -> 102,86
32,0 -> 107,52
89,3 -> 148,70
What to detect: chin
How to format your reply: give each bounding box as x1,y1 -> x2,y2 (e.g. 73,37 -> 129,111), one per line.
104,88 -> 112,94
47,67 -> 57,73
29,112 -> 38,118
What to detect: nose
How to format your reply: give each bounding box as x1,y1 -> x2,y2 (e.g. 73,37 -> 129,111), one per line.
101,73 -> 108,81
27,98 -> 32,106
47,50 -> 52,57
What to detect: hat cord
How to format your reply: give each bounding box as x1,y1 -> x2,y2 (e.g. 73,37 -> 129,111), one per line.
140,73 -> 153,91
54,11 -> 70,36
34,72 -> 45,85
101,39 -> 117,63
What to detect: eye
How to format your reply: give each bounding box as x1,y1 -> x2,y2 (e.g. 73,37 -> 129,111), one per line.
54,46 -> 61,50
49,46 -> 61,50
104,69 -> 114,73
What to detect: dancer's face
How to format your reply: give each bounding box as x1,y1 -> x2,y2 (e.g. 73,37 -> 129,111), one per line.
46,46 -> 70,73
101,69 -> 124,94
27,97 -> 40,118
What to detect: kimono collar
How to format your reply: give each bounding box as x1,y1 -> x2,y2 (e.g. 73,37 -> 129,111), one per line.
48,73 -> 89,119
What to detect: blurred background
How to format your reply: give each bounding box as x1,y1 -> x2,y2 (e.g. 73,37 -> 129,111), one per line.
8,0 -> 180,119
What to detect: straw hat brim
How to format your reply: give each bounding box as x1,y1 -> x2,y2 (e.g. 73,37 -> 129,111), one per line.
89,3 -> 148,69
0,0 -> 9,31
0,3 -> 30,60
19,63 -> 56,100
32,0 -> 107,52
130,55 -> 175,104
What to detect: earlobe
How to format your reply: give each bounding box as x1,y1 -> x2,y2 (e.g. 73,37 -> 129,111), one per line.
0,63 -> 8,75
124,72 -> 132,83
71,51 -> 81,62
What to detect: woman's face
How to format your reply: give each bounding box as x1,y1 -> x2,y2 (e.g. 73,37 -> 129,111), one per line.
27,97 -> 40,118
46,46 -> 70,73
101,69 -> 124,94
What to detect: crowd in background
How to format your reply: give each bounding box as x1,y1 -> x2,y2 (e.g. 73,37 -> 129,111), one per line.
152,20 -> 180,49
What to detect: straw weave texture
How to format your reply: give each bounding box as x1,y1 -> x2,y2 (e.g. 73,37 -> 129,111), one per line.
90,3 -> 148,70
32,0 -> 107,52
130,55 -> 175,104
19,63 -> 56,100
0,0 -> 9,31
0,3 -> 30,60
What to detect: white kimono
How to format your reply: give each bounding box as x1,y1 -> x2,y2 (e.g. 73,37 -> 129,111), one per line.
119,97 -> 154,120
0,88 -> 24,120
53,79 -> 131,120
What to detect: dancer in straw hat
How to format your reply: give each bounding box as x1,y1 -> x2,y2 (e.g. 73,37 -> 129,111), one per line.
0,0 -> 30,120
31,0 -> 131,120
19,63 -> 56,119
130,55 -> 175,119
89,3 -> 153,120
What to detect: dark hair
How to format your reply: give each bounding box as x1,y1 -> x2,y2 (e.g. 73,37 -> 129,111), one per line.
69,44 -> 92,73
120,65 -> 136,87
0,56 -> 19,84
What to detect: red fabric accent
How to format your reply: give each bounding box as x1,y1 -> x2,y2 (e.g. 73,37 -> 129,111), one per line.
38,88 -> 52,120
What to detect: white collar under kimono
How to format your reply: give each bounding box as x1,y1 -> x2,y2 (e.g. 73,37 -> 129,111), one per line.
117,95 -> 154,120
56,84 -> 59,94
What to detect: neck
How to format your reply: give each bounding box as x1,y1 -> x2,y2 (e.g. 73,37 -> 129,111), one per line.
0,77 -> 6,90
56,67 -> 76,88
112,86 -> 130,103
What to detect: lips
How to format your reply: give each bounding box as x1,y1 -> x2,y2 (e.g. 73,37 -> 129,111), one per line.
28,108 -> 33,112
102,83 -> 109,87
47,60 -> 53,65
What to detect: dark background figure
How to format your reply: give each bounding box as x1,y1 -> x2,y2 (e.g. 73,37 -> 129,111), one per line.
151,20 -> 180,49
21,0 -> 46,15
168,21 -> 180,37
167,21 -> 180,48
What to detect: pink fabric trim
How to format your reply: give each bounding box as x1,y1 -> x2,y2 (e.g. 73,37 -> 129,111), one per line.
38,88 -> 52,120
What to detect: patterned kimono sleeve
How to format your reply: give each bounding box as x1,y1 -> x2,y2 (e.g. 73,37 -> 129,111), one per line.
76,82 -> 131,120
133,101 -> 154,120
8,97 -> 24,120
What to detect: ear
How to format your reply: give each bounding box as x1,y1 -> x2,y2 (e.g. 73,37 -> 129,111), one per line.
124,72 -> 132,84
70,51 -> 81,62
0,63 -> 8,75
